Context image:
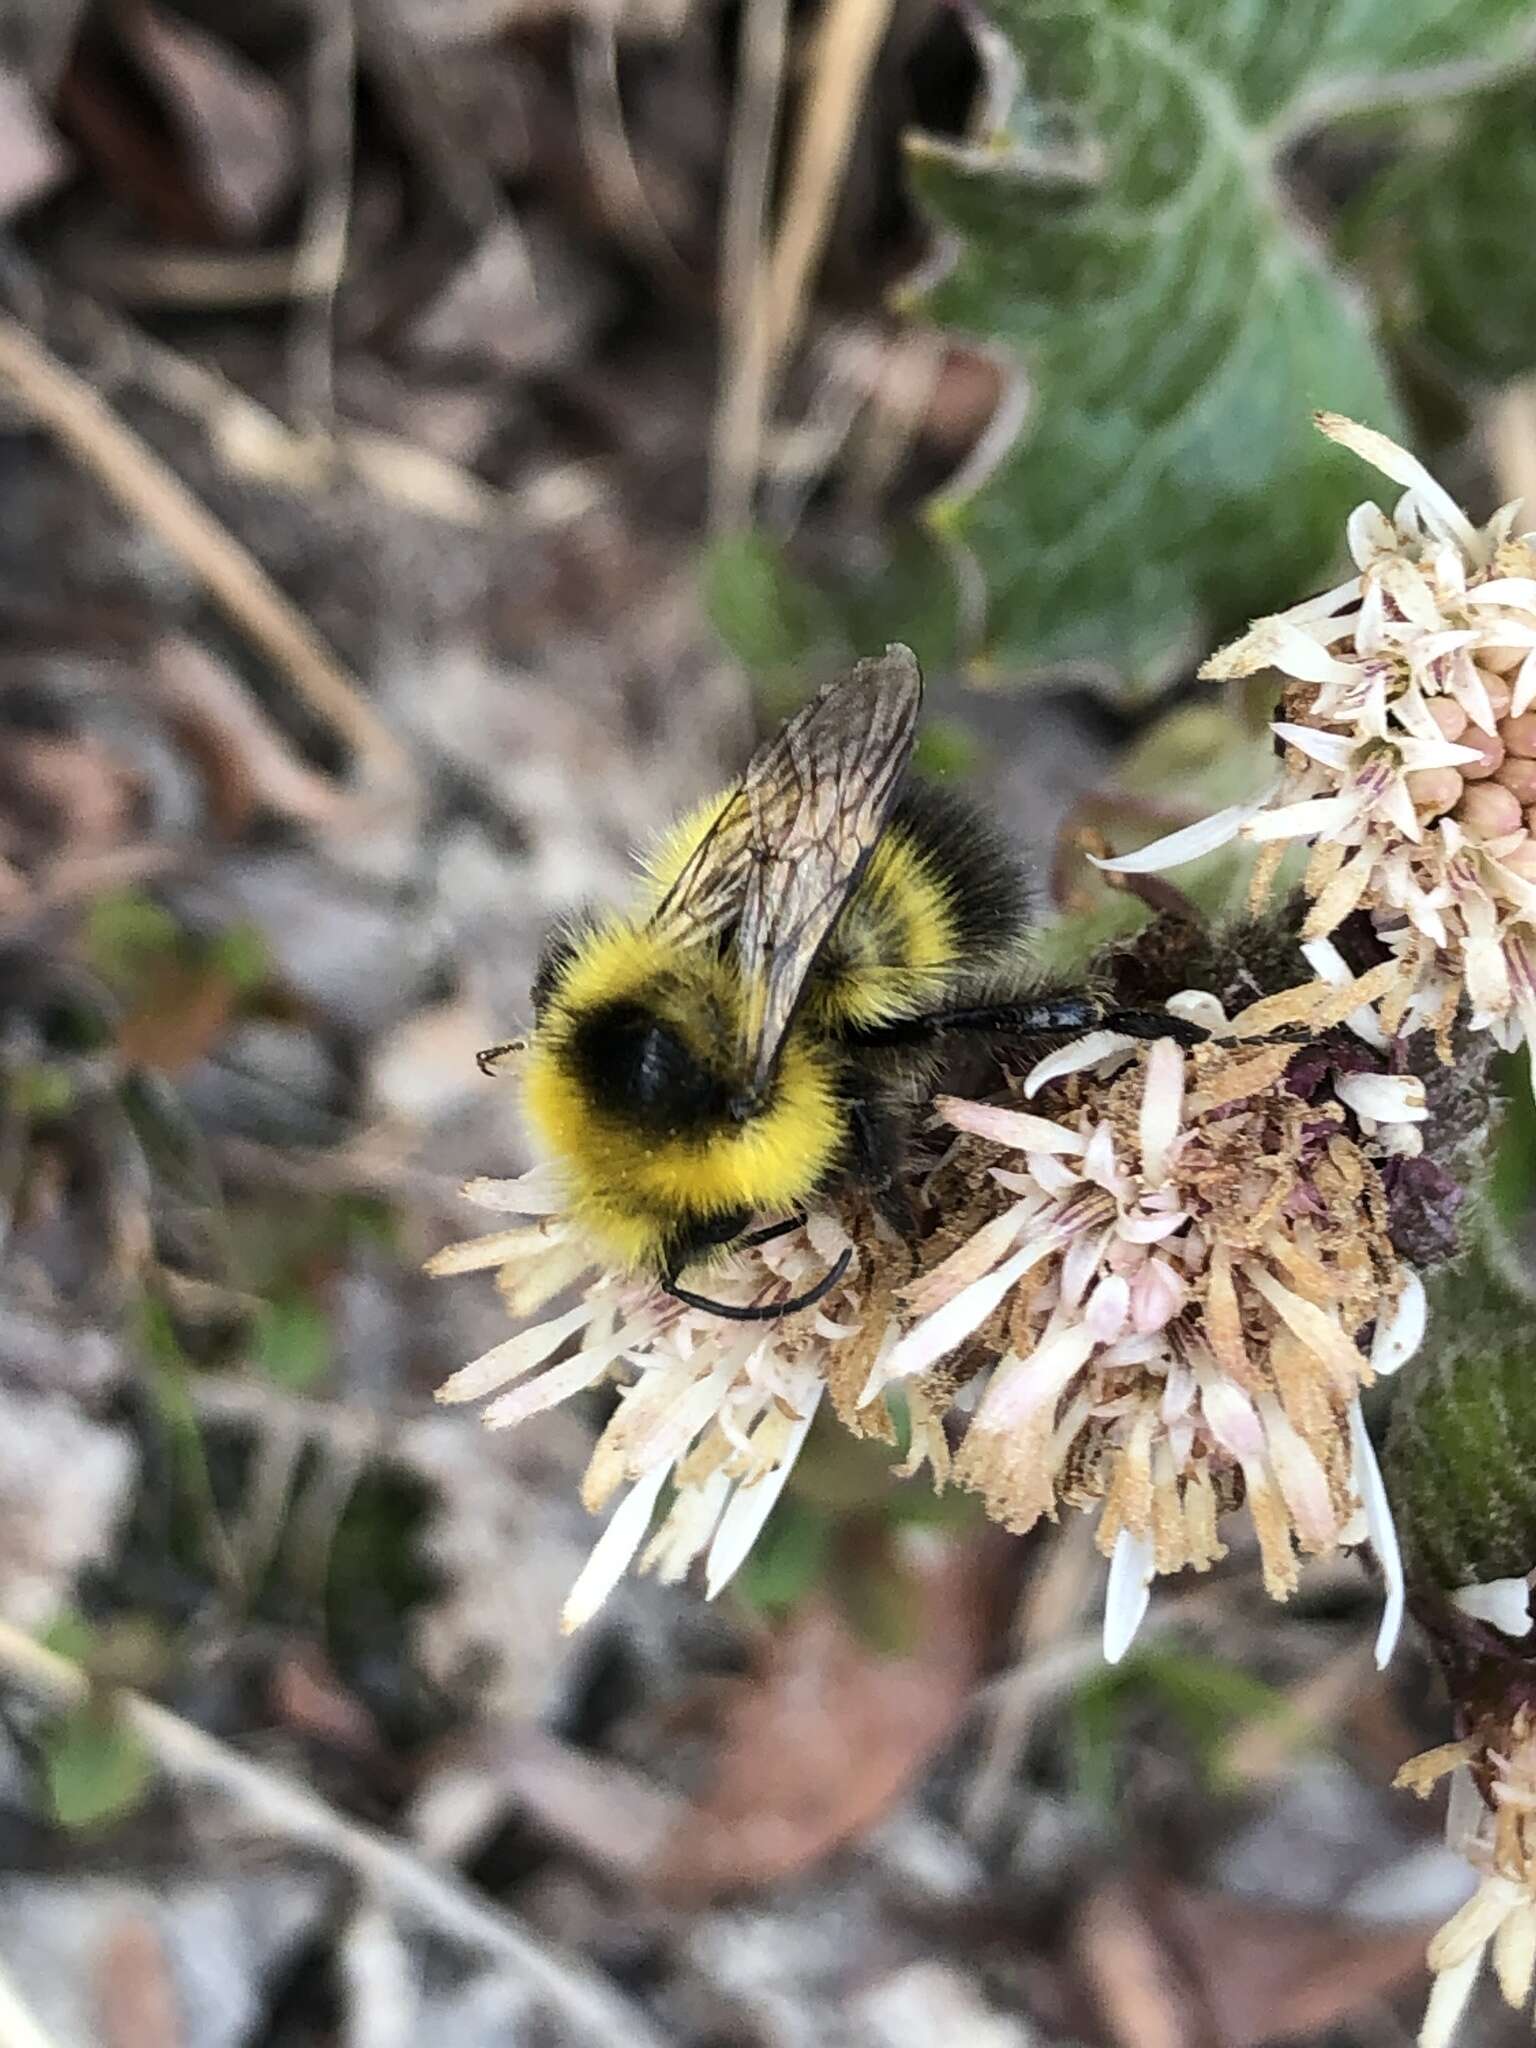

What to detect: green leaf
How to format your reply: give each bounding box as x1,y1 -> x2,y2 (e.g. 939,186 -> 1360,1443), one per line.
786,0 -> 1531,691
44,1696 -> 153,1831
1349,79 -> 1536,384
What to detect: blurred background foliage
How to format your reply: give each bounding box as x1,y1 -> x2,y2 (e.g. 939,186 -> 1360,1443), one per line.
0,0 -> 1534,2041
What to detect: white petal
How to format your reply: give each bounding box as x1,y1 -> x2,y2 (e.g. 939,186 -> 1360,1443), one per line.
616,1348 -> 742,1472
1116,1208 -> 1190,1243
1300,935 -> 1354,985
1289,573 -> 1366,624
1244,794 -> 1359,842
1138,1038 -> 1185,1185
1024,1032 -> 1135,1098
704,1387 -> 822,1598
1198,1373 -> 1265,1461
1271,720 -> 1357,771
1448,1576 -> 1533,1638
1085,1274 -> 1130,1344
1314,413 -> 1482,557
1417,1945 -> 1484,2048
1167,989 -> 1228,1033
1377,766 -> 1424,844
424,1223 -> 569,1277
1347,499 -> 1397,567
1334,1072 -> 1429,1125
1350,1397 -> 1405,1670
1262,619 -> 1366,685
462,1166 -> 567,1214
1103,1526 -> 1156,1665
1371,1271 -> 1426,1377
997,1155 -> 1078,1193
645,1466 -> 731,1582
937,1096 -> 1085,1154
1491,1897 -> 1536,2008
1255,1392 -> 1337,1550
1082,1120 -> 1120,1190
560,1457 -> 672,1633
1300,938 -> 1390,1048
1395,735 -> 1487,773
1452,662 -> 1498,738
872,1236 -> 1055,1388
500,1234 -> 603,1316
482,1331 -> 627,1430
1465,577 -> 1536,608
436,1300 -> 595,1404
1092,794 -> 1267,875
1130,1257 -> 1185,1334
975,1323 -> 1097,1430
1060,1222 -> 1109,1309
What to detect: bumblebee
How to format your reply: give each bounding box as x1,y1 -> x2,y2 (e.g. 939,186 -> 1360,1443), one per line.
497,646 -> 1199,1320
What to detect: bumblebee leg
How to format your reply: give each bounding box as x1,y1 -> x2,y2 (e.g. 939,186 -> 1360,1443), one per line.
737,1215 -> 805,1248
849,997 -> 1207,1050
662,1248 -> 853,1323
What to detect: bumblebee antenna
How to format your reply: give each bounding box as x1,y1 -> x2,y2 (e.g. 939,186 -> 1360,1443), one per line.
663,1247 -> 852,1323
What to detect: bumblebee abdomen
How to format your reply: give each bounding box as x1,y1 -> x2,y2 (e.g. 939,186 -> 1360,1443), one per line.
812,785 -> 1032,1031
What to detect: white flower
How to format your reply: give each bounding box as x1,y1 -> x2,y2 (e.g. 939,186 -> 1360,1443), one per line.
1449,1576 -> 1535,1637
868,1011 -> 1418,1662
428,1173 -> 910,1630
1100,415 -> 1536,1087
1399,1709 -> 1536,2047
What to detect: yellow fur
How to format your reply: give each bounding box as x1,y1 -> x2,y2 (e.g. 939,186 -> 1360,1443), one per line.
520,909 -> 843,1271
811,825 -> 960,1029
639,791 -> 734,902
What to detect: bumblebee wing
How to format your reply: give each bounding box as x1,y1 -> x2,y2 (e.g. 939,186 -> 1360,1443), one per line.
650,644 -> 922,1099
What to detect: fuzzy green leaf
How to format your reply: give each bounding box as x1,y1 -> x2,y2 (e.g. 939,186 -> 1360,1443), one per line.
1385,1228 -> 1536,1595
870,0 -> 1533,688
907,0 -> 1536,682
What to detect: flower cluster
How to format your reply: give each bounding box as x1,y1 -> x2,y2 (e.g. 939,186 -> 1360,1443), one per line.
428,1174 -> 940,1632
862,1006 -> 1418,1661
1399,1690 -> 1536,2048
430,981 -> 1421,1659
1109,414 -> 1536,1079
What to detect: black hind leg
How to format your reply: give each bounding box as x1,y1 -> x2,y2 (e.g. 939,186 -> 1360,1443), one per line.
847,994 -> 1207,1053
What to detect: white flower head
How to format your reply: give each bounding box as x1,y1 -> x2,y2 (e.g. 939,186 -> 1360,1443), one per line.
1400,1708 -> 1536,2048
1103,416 -> 1536,1088
428,1173 -> 920,1630
869,1013 -> 1419,1662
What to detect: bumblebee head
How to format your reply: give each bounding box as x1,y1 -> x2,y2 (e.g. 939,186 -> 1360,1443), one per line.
520,914 -> 844,1274
565,998 -> 740,1134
